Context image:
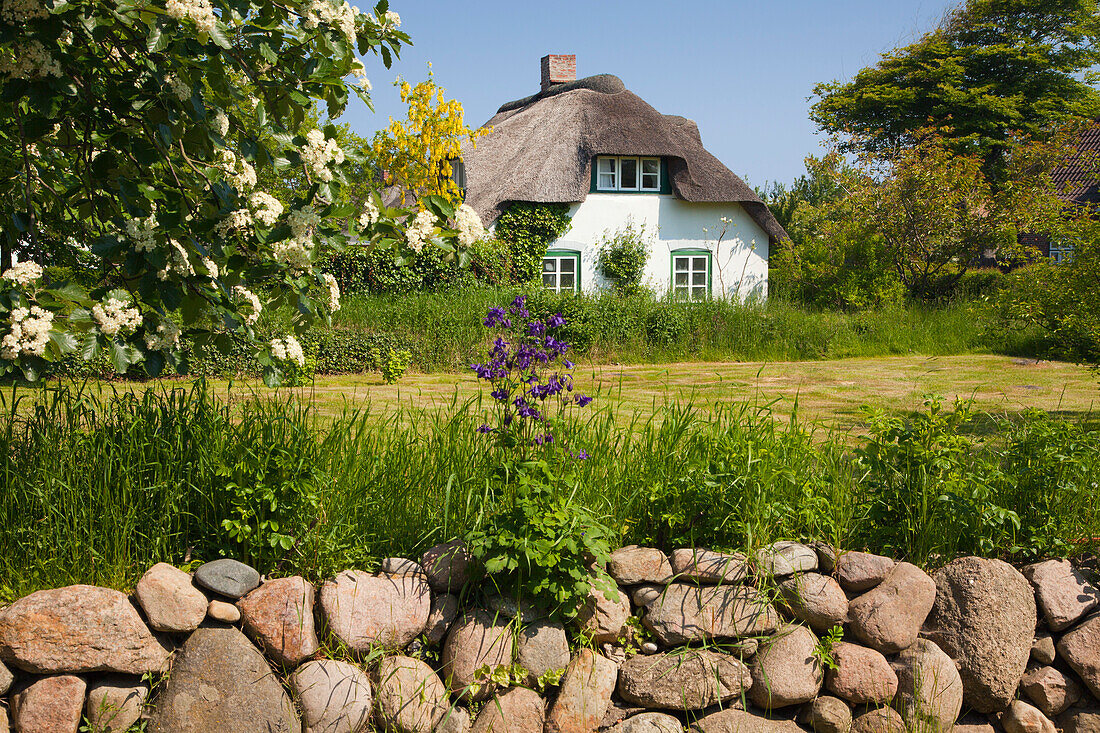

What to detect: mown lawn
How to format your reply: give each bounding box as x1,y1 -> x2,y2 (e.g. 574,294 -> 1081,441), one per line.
208,354 -> 1099,432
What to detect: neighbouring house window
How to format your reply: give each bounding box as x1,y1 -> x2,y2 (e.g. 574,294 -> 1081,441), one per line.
671,250 -> 711,300
595,156 -> 662,192
1050,242 -> 1074,264
542,250 -> 580,293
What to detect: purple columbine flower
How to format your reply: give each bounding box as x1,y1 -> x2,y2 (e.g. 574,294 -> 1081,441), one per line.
527,320 -> 546,337
572,450 -> 589,460
548,312 -> 566,328
484,307 -> 511,328
575,394 -> 593,407
476,424 -> 493,434
490,387 -> 510,401
563,358 -> 574,369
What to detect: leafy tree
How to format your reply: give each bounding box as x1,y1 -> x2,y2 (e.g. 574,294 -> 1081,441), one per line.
0,0 -> 474,385
811,0 -> 1100,176
596,221 -> 650,296
371,67 -> 487,206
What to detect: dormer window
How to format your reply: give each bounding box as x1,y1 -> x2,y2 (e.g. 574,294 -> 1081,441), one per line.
595,156 -> 662,192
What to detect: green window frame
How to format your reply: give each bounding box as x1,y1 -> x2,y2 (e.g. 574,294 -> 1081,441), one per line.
542,249 -> 581,293
670,249 -> 712,300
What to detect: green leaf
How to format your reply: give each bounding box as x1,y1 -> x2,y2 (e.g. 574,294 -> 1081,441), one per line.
109,339 -> 133,373
208,22 -> 232,49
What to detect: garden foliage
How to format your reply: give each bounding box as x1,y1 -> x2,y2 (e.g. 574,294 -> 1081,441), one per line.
494,203 -> 572,284
0,0 -> 483,386
596,221 -> 650,296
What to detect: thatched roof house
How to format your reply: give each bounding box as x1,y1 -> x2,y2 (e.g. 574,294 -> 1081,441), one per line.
460,55 -> 785,300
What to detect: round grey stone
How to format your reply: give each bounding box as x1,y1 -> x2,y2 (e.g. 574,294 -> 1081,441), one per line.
193,559 -> 261,599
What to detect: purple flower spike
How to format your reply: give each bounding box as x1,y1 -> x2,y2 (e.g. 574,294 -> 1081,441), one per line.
575,394 -> 593,407
573,450 -> 589,460
548,313 -> 566,328
476,424 -> 493,434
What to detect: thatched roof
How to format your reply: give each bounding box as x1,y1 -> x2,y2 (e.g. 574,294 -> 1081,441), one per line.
461,74 -> 788,243
1052,121 -> 1100,207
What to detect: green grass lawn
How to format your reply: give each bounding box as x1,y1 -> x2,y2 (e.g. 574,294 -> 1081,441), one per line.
210,354 -> 1099,432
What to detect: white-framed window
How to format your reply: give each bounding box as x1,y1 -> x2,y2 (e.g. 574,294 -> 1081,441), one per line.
542,250 -> 580,293
1050,242 -> 1074,264
671,250 -> 711,300
595,156 -> 662,192
449,158 -> 466,192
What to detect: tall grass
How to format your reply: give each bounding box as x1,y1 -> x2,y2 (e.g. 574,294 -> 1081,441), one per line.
325,288 -> 1009,372
1,382 -> 1096,598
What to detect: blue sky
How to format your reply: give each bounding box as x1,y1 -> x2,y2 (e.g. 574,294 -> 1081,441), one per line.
343,0 -> 960,189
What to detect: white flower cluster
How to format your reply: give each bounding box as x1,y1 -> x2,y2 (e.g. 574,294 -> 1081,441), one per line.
215,208 -> 254,237
2,261 -> 43,286
303,0 -> 357,41
215,149 -> 257,191
405,209 -> 435,253
126,213 -> 158,252
273,241 -> 312,273
2,307 -> 53,360
270,335 -> 305,367
92,298 -> 142,337
1,0 -> 49,23
0,41 -> 62,78
321,273 -> 341,312
349,60 -> 371,90
165,73 -> 191,101
165,0 -> 217,35
212,110 -> 230,138
201,257 -> 219,279
249,192 -> 284,228
383,10 -> 400,27
358,198 -> 379,230
454,204 -> 486,247
232,285 -> 262,325
301,129 -> 344,183
145,318 -> 181,351
25,143 -> 39,158
158,239 -> 195,281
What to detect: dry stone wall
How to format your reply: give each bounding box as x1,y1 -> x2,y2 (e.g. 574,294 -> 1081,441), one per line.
0,545 -> 1098,732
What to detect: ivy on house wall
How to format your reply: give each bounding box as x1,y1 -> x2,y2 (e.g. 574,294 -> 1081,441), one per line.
494,203 -> 573,283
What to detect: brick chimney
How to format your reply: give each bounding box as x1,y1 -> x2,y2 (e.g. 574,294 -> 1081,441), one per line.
541,54 -> 576,92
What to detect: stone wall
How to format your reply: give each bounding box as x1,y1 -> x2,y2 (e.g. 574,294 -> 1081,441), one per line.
0,540 -> 1098,733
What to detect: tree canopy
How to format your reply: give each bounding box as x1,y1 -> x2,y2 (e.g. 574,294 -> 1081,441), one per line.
811,0 -> 1100,172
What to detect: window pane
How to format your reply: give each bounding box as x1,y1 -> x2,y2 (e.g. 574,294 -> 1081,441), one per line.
620,158 -> 638,188
693,271 -> 706,286
597,158 -> 616,189
641,159 -> 660,189
674,272 -> 688,287
542,259 -> 557,273
560,273 -> 575,290
542,273 -> 556,288
692,286 -> 706,299
674,257 -> 689,272
693,257 -> 707,271
598,157 -> 615,173
560,258 -> 575,273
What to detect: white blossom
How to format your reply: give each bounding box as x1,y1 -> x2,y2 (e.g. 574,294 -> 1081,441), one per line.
321,272 -> 340,312
165,0 -> 217,35
303,0 -> 357,41
1,0 -> 49,23
358,198 -> 379,230
249,192 -> 284,228
270,335 -> 305,367
232,285 -> 262,325
349,60 -> 371,89
273,240 -> 312,273
215,149 -> 257,191
0,41 -> 62,78
212,110 -> 230,137
201,257 -> 219,280
405,209 -> 435,252
215,207 -> 254,237
126,213 -> 158,252
384,10 -> 400,27
1,306 -> 53,360
158,239 -> 195,280
144,318 -> 181,351
301,129 -> 343,183
91,297 -> 142,337
2,261 -> 43,286
164,73 -> 191,101
454,204 -> 486,247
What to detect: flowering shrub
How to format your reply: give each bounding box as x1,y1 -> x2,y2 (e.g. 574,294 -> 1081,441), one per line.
470,296 -> 592,451
0,0 -> 481,386
465,296 -> 614,620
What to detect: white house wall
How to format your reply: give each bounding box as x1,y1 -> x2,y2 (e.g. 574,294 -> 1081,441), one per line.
546,194 -> 769,300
